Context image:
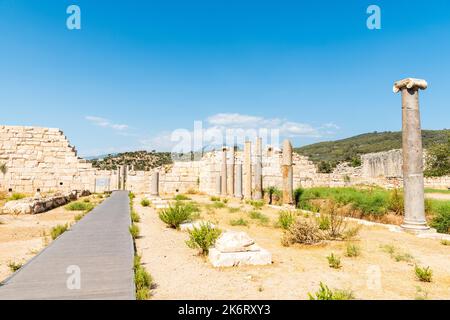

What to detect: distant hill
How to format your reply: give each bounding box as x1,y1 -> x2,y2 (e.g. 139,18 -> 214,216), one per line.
295,130 -> 450,170
89,151 -> 173,171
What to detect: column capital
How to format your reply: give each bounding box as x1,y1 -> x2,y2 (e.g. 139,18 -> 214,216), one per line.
393,78 -> 428,93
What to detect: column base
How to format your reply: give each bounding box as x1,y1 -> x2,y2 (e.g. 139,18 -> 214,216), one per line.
401,223 -> 435,234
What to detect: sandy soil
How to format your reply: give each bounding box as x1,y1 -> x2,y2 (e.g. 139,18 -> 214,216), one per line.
135,195 -> 450,300
0,195 -> 103,282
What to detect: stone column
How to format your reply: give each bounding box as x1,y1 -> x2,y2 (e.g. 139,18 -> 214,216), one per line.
150,171 -> 159,197
221,147 -> 228,196
243,141 -> 252,200
253,137 -> 263,200
393,78 -> 429,232
122,165 -> 127,190
282,140 -> 294,205
215,172 -> 222,196
227,146 -> 235,197
235,162 -> 243,199
117,167 -> 122,190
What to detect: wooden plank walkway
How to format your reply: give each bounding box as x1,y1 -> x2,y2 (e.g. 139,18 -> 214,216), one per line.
0,191 -> 135,300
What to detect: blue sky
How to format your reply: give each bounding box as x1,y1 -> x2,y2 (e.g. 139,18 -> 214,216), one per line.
1,0 -> 449,157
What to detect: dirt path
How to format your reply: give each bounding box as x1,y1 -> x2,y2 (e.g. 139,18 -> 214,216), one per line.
135,195 -> 450,300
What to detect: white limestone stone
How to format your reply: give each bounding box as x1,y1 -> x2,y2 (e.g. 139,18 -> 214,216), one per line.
179,221 -> 215,232
208,247 -> 272,267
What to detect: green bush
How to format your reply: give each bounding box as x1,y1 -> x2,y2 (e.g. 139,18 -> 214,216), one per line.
174,194 -> 191,201
249,210 -> 269,224
246,200 -> 265,210
293,188 -> 305,208
424,137 -> 450,177
210,196 -> 221,202
415,265 -> 433,282
129,224 -> 140,239
327,253 -> 342,269
345,244 -> 361,257
131,210 -> 141,223
7,193 -> 27,201
387,189 -> 404,215
278,211 -> 296,230
129,192 -> 136,200
74,213 -> 85,222
228,207 -> 240,213
8,261 -> 23,272
316,215 -> 330,230
51,224 -> 69,240
134,254 -> 152,300
430,201 -> 450,234
212,201 -> 226,209
141,199 -> 151,207
159,203 -> 193,229
65,201 -> 94,212
186,223 -> 222,255
230,218 -> 248,226
308,282 -> 354,300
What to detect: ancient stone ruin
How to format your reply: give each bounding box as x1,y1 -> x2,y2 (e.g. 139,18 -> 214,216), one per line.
1,125 -> 449,201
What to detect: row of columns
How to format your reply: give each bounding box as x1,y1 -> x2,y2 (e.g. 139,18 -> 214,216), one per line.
216,138 -> 294,205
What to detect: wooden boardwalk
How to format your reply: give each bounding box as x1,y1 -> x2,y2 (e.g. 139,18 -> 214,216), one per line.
0,191 -> 135,300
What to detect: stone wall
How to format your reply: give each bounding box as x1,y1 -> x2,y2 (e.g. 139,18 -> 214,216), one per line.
362,149 -> 403,178
0,126 -> 117,194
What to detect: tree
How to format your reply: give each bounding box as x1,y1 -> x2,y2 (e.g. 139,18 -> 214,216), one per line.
424,137 -> 450,177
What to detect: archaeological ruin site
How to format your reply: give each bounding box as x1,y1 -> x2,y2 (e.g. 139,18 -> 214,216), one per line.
0,78 -> 449,301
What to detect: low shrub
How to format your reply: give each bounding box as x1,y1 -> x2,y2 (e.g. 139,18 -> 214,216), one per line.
282,219 -> 323,246
210,196 -> 221,202
345,244 -> 361,257
316,215 -> 330,230
51,224 -> 69,240
74,213 -> 85,222
246,200 -> 265,210
212,201 -> 226,209
141,199 -> 151,207
327,253 -> 342,269
415,265 -> 433,282
441,239 -> 450,246
159,203 -> 193,229
381,244 -> 414,263
129,192 -> 136,200
308,282 -> 354,300
134,254 -> 152,300
129,224 -> 140,239
7,193 -> 27,201
65,201 -> 94,212
277,211 -> 296,230
186,223 -> 222,255
229,218 -> 248,226
387,189 -> 404,215
8,261 -> 23,272
174,194 -> 191,201
222,198 -> 229,204
131,210 -> 141,223
430,201 -> 450,234
249,210 -> 269,224
228,207 -> 240,213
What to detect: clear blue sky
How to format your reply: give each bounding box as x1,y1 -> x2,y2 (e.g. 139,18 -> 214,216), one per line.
1,0 -> 449,157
